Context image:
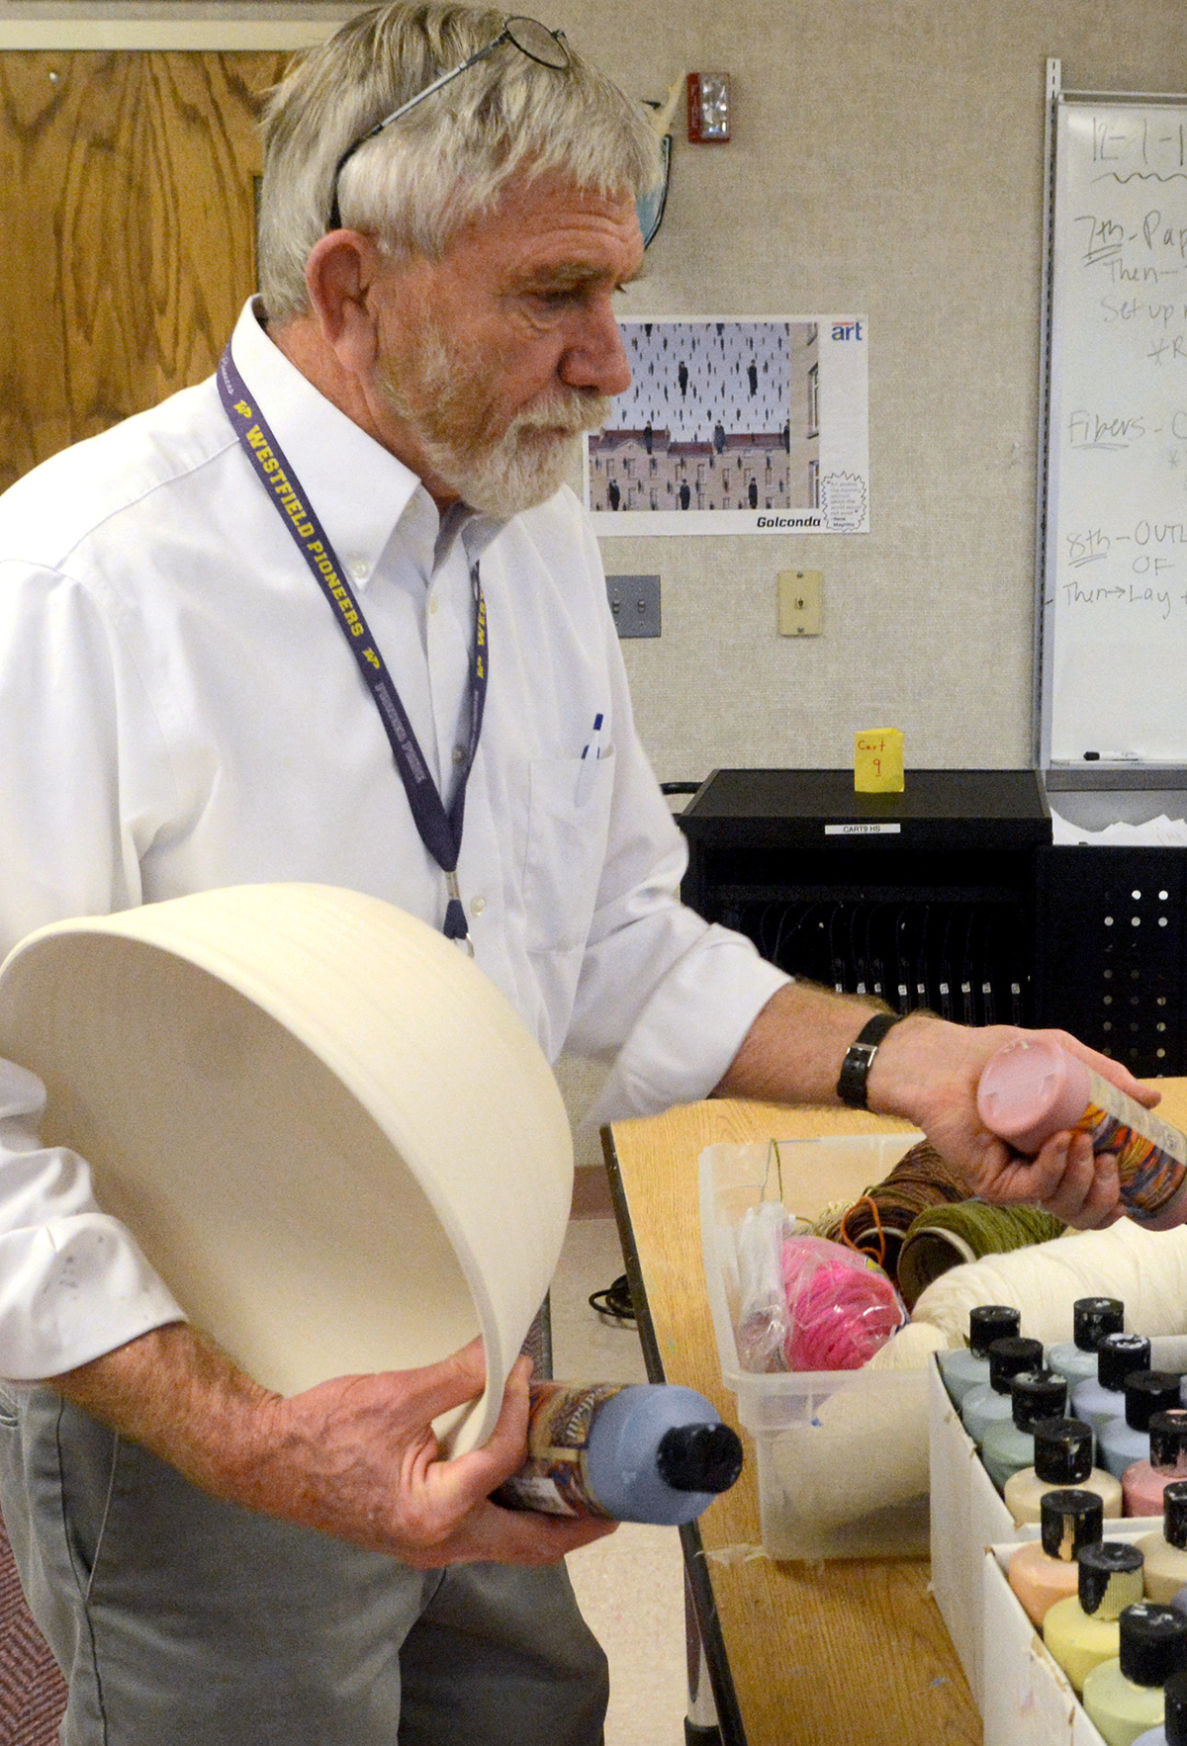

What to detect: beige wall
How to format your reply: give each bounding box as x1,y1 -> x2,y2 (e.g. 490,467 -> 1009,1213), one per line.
3,1 -> 1184,779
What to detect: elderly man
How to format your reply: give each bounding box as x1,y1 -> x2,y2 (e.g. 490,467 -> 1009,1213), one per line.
0,5 -> 1149,1743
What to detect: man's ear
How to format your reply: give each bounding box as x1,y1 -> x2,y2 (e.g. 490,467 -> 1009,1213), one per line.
303,231 -> 385,375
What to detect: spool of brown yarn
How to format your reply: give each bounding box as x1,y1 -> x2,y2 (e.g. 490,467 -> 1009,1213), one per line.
816,1140 -> 967,1279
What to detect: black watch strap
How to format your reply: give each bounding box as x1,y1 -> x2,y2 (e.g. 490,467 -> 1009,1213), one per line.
836,1011 -> 901,1109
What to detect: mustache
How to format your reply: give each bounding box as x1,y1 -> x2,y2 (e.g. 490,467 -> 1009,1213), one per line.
510,393 -> 613,438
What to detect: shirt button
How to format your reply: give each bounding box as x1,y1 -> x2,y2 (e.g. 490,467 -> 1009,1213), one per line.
348,557 -> 370,582
428,596 -> 441,616
452,745 -> 466,766
471,896 -> 487,916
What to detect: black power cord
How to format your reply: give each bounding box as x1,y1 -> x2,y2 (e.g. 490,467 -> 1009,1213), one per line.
588,1274 -> 637,1325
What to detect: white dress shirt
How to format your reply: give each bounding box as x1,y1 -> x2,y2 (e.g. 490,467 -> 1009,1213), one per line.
0,300 -> 787,1378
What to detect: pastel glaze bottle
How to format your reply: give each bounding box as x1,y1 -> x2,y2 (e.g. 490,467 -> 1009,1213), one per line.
961,1335 -> 1045,1446
939,1303 -> 1023,1409
976,1035 -> 1187,1228
1005,1417 -> 1123,1527
1008,1487 -> 1105,1627
1131,1665 -> 1187,1745
1074,1333 -> 1154,1434
1125,1413 -> 1187,1519
1044,1542 -> 1146,1692
1048,1297 -> 1127,1390
1082,1603 -> 1187,1745
981,1369 -> 1069,1491
493,1382 -> 744,1524
1135,1483 -> 1187,1604
1100,1373 -> 1186,1481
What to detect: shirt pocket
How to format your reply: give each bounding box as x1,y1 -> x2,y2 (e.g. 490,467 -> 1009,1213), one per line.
523,752 -> 616,954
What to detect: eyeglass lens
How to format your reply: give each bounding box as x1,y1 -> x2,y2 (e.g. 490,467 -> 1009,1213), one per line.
504,17 -> 569,70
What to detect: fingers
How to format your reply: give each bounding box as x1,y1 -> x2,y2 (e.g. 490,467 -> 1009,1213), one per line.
457,1505 -> 620,1568
1029,1131 -> 1123,1229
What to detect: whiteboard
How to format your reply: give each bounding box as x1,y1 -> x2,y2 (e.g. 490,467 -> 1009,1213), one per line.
1040,68 -> 1187,769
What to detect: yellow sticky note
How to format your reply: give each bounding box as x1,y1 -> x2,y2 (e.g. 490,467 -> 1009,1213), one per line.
854,729 -> 904,793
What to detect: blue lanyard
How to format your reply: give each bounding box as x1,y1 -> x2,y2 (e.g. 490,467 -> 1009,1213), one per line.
217,344 -> 486,944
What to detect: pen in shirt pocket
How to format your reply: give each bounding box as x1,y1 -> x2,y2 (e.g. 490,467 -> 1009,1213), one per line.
574,712 -> 605,806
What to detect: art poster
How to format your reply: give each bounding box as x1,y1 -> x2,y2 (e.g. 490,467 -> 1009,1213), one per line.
585,316 -> 869,536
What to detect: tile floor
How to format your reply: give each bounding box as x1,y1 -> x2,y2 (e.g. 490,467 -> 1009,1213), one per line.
549,1212 -> 691,1746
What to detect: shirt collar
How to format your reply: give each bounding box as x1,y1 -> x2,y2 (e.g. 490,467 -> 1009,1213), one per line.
229,298 -> 504,587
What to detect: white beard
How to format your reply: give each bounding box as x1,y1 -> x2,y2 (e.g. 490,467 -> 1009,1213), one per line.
378,324 -> 611,518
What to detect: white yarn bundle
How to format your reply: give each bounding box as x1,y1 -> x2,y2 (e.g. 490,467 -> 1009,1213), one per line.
768,1219 -> 1187,1539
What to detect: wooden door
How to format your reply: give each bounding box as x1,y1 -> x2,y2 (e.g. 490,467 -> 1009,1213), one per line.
0,50 -> 291,491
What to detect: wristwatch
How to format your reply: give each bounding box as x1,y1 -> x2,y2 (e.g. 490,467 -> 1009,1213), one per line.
836,1011 -> 901,1110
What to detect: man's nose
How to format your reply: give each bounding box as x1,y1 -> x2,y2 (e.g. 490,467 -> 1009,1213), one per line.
559,299 -> 632,398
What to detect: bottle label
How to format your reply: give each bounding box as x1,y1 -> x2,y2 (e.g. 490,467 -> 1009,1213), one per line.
1080,1070 -> 1187,1220
492,1381 -> 625,1518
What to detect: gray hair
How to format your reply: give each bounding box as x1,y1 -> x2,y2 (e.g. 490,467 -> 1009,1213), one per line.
257,3 -> 661,320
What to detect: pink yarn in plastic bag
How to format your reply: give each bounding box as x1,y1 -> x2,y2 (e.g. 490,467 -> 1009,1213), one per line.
781,1234 -> 907,1371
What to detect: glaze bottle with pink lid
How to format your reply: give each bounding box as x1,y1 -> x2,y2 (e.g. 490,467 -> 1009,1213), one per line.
976,1036 -> 1187,1228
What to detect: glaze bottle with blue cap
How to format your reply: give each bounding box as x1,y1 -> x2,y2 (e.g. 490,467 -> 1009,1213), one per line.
1004,1417 -> 1122,1527
961,1335 -> 1045,1445
1048,1297 -> 1127,1390
1132,1665 -> 1187,1745
1043,1541 -> 1146,1692
939,1303 -> 1022,1409
1099,1373 -> 1184,1480
1083,1603 -> 1187,1744
493,1381 -> 744,1524
1073,1332 -> 1154,1434
980,1368 -> 1068,1491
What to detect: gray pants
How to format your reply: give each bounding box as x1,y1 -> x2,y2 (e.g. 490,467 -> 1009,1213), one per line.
0,1386 -> 608,1745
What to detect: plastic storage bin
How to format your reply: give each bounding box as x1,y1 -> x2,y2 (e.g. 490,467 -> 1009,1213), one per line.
698,1135 -> 930,1559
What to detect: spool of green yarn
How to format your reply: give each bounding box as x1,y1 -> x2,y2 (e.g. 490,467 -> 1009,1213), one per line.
896,1201 -> 1066,1310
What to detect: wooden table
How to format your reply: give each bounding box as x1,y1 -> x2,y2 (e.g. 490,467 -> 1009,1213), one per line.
604,1083 -> 1187,1745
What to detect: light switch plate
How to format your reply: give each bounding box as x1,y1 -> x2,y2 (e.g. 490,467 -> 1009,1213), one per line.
607,574 -> 661,637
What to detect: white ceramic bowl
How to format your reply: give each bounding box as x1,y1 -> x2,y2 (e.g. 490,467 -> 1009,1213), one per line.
0,884 -> 574,1452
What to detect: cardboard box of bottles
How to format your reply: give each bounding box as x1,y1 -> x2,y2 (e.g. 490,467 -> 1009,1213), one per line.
699,1136 -> 930,1560
929,1356 -> 1024,1707
929,1336 -> 1187,1714
978,1531 -> 1161,1746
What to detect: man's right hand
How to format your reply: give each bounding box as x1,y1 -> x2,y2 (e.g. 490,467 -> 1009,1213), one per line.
50,1324 -> 616,1567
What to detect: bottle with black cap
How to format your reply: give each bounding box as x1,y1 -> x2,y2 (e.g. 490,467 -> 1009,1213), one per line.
1048,1297 -> 1127,1390
493,1380 -> 744,1524
981,1369 -> 1069,1491
939,1303 -> 1023,1409
1083,1603 -> 1187,1743
961,1334 -> 1046,1446
1125,1412 -> 1187,1519
1131,1664 -> 1187,1745
1004,1416 -> 1123,1526
1135,1482 -> 1187,1605
1043,1541 -> 1146,1693
1007,1487 -> 1105,1627
1100,1372 -> 1186,1480
1073,1332 -> 1154,1434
